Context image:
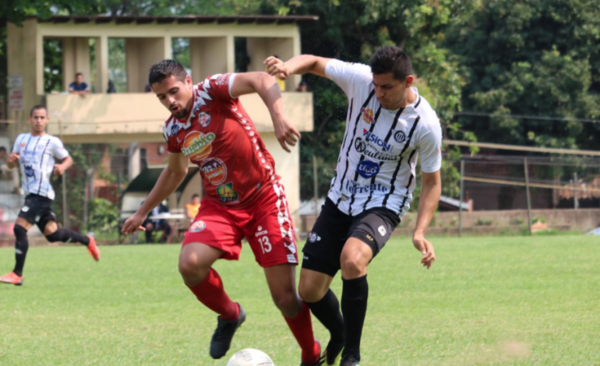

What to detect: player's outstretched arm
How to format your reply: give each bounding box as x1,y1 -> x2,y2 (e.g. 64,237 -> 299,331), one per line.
7,152 -> 19,169
231,72 -> 301,153
53,155 -> 73,175
264,55 -> 331,80
413,170 -> 441,269
121,152 -> 188,234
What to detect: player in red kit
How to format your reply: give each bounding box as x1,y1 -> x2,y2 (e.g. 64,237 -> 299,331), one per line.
121,60 -> 324,366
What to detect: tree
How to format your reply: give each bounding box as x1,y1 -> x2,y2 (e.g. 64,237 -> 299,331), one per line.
445,0 -> 600,150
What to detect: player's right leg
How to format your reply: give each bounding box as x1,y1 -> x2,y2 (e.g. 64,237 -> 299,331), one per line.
180,201 -> 246,360
0,217 -> 32,286
300,198 -> 352,365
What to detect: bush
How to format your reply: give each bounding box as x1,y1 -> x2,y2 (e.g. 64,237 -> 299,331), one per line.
475,218 -> 493,226
88,198 -> 119,234
510,217 -> 525,226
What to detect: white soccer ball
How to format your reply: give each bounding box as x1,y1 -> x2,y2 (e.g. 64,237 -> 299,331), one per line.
226,348 -> 275,366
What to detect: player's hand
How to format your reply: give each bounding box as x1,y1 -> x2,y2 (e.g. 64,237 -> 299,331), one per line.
121,212 -> 147,235
273,116 -> 301,153
264,56 -> 290,80
53,164 -> 66,175
8,153 -> 19,164
413,233 -> 436,269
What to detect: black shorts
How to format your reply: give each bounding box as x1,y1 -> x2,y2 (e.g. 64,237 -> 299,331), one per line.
302,198 -> 400,277
18,194 -> 58,232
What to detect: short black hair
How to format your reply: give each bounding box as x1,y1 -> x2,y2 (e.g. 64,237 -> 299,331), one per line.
369,46 -> 413,81
30,105 -> 47,117
0,146 -> 6,153
191,194 -> 200,199
75,72 -> 83,77
148,60 -> 188,86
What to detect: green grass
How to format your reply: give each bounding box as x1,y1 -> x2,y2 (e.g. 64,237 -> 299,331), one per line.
1,236 -> 599,365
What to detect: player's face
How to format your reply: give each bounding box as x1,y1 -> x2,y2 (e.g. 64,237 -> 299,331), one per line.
29,109 -> 49,135
76,74 -> 83,84
372,73 -> 413,110
192,196 -> 200,204
152,75 -> 194,119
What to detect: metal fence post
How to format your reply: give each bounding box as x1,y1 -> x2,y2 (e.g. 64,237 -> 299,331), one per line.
459,159 -> 464,237
58,119 -> 70,228
312,155 -> 318,215
524,158 -> 532,236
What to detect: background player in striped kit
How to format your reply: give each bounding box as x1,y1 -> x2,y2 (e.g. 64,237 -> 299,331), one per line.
0,105 -> 100,286
265,47 -> 442,366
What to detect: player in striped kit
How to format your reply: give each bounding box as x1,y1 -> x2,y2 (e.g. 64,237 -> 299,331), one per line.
265,46 -> 442,365
0,105 -> 100,286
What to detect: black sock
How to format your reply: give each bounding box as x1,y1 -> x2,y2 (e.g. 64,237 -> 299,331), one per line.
45,229 -> 90,245
13,225 -> 29,277
342,275 -> 369,361
306,289 -> 345,343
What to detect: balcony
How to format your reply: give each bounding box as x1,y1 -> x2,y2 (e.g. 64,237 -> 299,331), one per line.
46,92 -> 313,143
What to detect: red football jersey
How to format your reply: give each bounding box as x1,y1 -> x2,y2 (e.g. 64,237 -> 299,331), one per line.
162,73 -> 280,207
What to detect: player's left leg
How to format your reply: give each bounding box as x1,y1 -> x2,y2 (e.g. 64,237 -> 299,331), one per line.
338,208 -> 400,366
264,264 -> 323,366
338,238 -> 373,366
248,183 -> 323,365
42,218 -> 100,261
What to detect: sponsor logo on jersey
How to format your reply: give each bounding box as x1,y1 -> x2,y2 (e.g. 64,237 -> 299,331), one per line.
363,129 -> 391,151
356,160 -> 379,178
345,180 -> 389,195
255,225 -> 268,237
170,123 -> 180,136
354,138 -> 399,162
24,164 -> 35,178
189,220 -> 206,233
182,131 -> 216,161
361,108 -> 375,124
394,130 -> 406,143
378,225 -> 387,236
198,112 -> 211,128
201,158 -> 227,185
216,182 -> 239,204
308,232 -> 321,242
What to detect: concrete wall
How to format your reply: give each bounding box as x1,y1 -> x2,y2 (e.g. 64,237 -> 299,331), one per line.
126,38 -> 169,92
45,92 -> 313,143
190,37 -> 233,78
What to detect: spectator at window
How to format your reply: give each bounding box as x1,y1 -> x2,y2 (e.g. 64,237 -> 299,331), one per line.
142,202 -> 172,244
296,80 -> 308,92
69,72 -> 90,97
107,80 -> 117,94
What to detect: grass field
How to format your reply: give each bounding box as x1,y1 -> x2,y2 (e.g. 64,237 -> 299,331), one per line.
1,235 -> 599,366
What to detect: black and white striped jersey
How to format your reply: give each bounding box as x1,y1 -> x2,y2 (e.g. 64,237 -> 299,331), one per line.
325,59 -> 442,217
12,133 -> 69,200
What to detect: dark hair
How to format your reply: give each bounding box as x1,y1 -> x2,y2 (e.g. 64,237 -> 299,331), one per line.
0,146 -> 6,153
191,194 -> 200,199
75,72 -> 83,77
369,46 -> 413,81
30,105 -> 47,117
148,60 -> 188,86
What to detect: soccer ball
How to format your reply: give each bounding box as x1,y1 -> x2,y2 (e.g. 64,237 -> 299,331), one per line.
226,349 -> 274,366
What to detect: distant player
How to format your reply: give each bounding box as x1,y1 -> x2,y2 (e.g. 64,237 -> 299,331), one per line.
121,60 -> 324,366
265,46 -> 442,366
0,105 -> 100,286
